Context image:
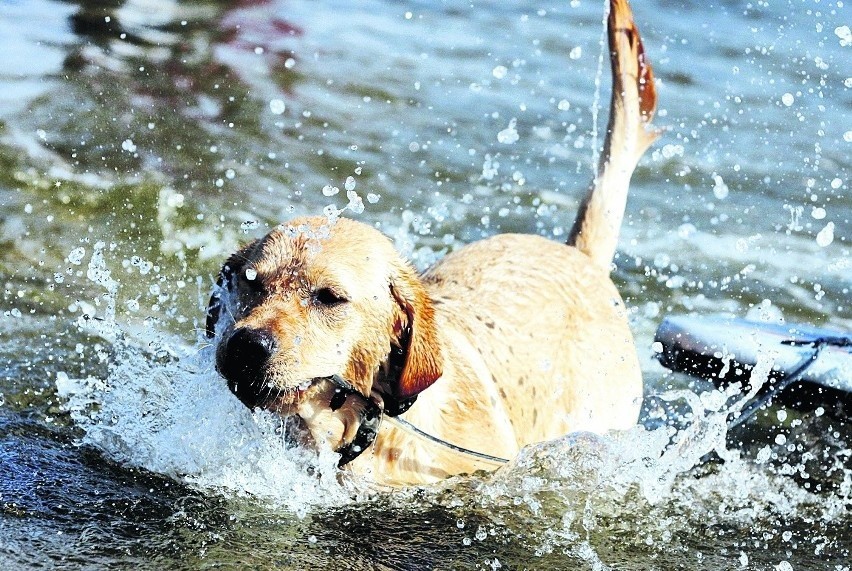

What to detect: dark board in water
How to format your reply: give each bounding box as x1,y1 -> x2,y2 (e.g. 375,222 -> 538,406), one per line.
655,315 -> 852,421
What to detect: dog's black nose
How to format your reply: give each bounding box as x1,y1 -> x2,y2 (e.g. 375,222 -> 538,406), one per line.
216,327 -> 278,409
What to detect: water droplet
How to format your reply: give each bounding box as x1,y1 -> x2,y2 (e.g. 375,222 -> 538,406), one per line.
346,190 -> 364,214
492,65 -> 507,79
481,154 -> 499,180
497,118 -> 519,144
815,222 -> 834,247
245,268 -> 257,281
67,247 -> 86,265
569,46 -> 582,60
834,24 -> 851,47
712,174 -> 729,199
270,99 -> 286,115
557,99 -> 570,111
121,139 -> 137,152
322,185 -> 339,196
677,223 -> 697,238
781,93 -> 794,106
323,204 -> 341,221
344,176 -> 356,191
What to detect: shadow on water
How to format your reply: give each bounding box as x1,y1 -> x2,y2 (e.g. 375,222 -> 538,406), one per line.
0,409 -> 228,568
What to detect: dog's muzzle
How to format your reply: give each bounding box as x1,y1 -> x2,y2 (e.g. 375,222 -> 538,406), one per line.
215,328 -> 385,466
216,326 -> 278,409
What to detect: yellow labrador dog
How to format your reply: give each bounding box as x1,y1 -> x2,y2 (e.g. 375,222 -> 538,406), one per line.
206,0 -> 659,486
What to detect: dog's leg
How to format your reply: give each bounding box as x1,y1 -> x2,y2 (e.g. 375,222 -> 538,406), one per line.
567,0 -> 660,269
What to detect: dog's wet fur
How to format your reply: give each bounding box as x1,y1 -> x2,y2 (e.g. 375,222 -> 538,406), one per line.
207,0 -> 659,486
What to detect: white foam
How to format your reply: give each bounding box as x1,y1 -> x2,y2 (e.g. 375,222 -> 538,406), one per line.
54,245 -> 850,549
57,336 -> 353,513
56,248 -> 355,513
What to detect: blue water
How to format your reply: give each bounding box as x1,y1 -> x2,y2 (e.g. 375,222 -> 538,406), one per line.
0,0 -> 849,568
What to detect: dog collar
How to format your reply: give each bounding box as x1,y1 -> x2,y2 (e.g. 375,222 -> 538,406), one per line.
375,333 -> 419,416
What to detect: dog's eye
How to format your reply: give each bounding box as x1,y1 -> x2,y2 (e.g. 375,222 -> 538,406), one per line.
236,267 -> 265,291
313,287 -> 348,307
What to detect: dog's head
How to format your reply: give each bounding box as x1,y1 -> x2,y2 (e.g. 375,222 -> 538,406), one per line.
206,216 -> 442,454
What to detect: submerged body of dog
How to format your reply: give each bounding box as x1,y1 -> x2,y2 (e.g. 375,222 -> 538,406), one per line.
207,0 -> 659,486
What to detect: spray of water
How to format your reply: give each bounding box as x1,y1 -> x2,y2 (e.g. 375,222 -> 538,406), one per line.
589,0 -> 611,172
56,244 -> 353,514
54,244 -> 851,563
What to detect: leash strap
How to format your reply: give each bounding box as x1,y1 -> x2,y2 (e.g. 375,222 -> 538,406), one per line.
330,335 -> 849,465
325,374 -> 508,468
384,416 -> 509,467
728,335 -> 847,428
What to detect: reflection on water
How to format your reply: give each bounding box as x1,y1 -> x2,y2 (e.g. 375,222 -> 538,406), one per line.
0,0 -> 850,568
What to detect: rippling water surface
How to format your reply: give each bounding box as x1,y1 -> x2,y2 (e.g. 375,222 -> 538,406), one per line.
0,0 -> 850,568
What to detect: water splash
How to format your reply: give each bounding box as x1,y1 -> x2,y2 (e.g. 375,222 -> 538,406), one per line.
53,246 -> 852,564
589,0 -> 610,171
56,248 -> 352,514
56,338 -> 359,515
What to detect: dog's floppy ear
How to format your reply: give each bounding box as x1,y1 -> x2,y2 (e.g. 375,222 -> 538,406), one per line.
205,243 -> 255,338
205,262 -> 237,338
389,262 -> 443,399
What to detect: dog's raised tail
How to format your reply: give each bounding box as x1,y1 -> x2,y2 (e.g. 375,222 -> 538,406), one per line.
567,0 -> 660,270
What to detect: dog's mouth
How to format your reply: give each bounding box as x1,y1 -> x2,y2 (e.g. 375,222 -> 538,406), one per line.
259,375 -> 366,412
258,377 -> 328,413
259,375 -> 384,467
